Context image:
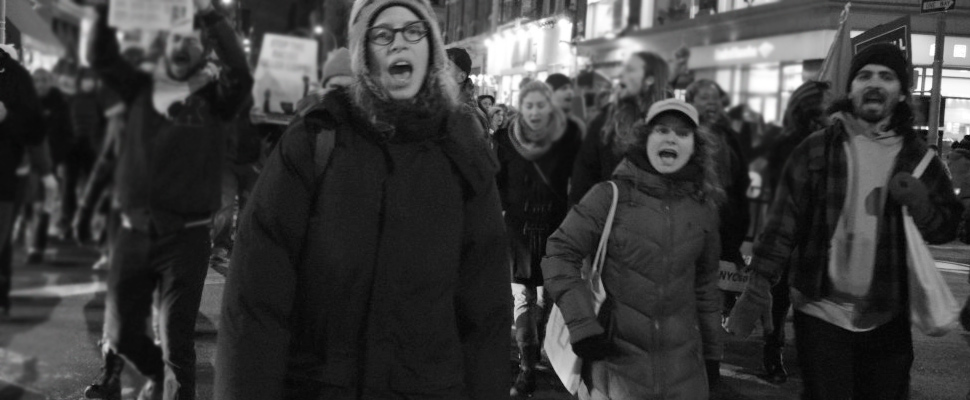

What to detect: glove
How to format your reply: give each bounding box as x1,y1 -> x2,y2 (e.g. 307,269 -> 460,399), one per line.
571,334 -> 616,361
725,275 -> 773,338
889,172 -> 931,209
72,206 -> 94,244
705,360 -> 721,389
961,296 -> 970,332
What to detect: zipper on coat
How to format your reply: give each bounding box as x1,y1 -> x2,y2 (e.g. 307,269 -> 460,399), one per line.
658,200 -> 673,397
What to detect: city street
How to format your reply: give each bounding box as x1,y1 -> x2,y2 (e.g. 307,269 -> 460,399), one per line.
1,239 -> 969,400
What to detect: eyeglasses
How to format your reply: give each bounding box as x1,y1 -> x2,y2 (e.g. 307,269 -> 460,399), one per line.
366,21 -> 430,46
651,124 -> 694,138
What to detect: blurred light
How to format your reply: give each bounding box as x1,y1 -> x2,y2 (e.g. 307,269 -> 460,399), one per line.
243,38 -> 250,46
314,25 -> 324,35
524,60 -> 537,71
221,0 -> 232,5
605,32 -> 616,40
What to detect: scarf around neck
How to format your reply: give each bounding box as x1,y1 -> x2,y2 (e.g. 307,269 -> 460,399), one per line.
509,112 -> 566,161
152,61 -> 219,118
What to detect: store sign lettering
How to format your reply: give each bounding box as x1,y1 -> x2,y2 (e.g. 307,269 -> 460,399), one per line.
714,42 -> 775,62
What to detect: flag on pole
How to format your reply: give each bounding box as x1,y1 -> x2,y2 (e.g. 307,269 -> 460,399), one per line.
819,2 -> 852,101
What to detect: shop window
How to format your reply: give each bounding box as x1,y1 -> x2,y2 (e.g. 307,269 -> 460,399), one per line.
586,0 -> 618,39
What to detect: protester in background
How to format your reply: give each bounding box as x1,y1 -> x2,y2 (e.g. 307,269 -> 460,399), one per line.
545,73 -> 587,140
728,43 -> 962,400
488,104 -> 507,135
570,51 -> 670,205
544,100 -> 724,399
215,1 -> 510,399
495,81 -> 582,398
756,80 -> 830,384
84,0 -> 253,398
447,47 -> 490,138
0,45 -> 46,319
687,80 -> 751,329
296,47 -> 352,116
478,94 -> 495,115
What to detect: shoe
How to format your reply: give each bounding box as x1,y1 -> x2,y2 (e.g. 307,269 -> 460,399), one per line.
92,255 -> 110,271
25,252 -> 43,265
762,345 -> 788,384
84,350 -> 124,400
510,344 -> 538,398
137,377 -> 164,400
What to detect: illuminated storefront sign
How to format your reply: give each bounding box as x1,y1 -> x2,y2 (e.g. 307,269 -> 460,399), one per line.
689,30 -> 836,69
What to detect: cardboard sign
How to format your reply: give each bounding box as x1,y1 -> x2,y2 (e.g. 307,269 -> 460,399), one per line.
717,260 -> 751,293
851,16 -> 912,64
921,0 -> 955,14
108,0 -> 195,34
251,34 -> 319,125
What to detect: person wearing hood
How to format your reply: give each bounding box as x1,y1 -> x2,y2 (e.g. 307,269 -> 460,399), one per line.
543,99 -> 724,399
495,80 -> 582,397
215,1 -> 510,399
569,51 -> 670,205
83,0 -> 253,398
446,47 -> 490,140
727,43 -> 962,399
295,47 -> 353,116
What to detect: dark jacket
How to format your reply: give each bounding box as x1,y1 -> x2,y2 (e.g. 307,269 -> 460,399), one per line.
746,119 -> 962,314
569,103 -> 623,205
215,89 -> 511,400
947,148 -> 970,208
0,52 -> 45,201
543,157 -> 722,400
89,6 -> 253,235
711,120 -> 751,264
38,89 -> 74,165
496,120 -> 582,286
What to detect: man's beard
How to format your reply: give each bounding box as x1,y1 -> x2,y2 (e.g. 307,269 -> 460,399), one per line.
852,89 -> 898,123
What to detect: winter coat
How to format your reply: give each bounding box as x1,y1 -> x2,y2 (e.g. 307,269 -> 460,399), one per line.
543,157 -> 723,400
710,120 -> 751,264
38,89 -> 74,165
948,148 -> 970,208
496,119 -> 582,286
569,103 -> 623,206
215,88 -> 511,400
89,6 -> 253,235
0,52 -> 45,201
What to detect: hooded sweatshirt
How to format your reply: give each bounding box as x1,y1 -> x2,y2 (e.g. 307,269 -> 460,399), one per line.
89,5 -> 253,235
215,1 -> 510,399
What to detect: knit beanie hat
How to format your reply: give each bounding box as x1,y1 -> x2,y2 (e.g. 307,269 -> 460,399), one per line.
446,47 -> 472,77
545,73 -> 572,92
848,43 -> 910,94
348,0 -> 457,109
321,47 -> 352,86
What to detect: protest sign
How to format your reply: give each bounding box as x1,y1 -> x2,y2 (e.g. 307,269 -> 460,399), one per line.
108,0 -> 194,34
252,34 -> 319,125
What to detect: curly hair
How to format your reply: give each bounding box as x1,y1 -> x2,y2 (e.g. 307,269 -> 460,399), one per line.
626,114 -> 726,208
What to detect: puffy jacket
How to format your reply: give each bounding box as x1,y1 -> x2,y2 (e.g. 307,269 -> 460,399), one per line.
543,157 -> 722,400
215,89 -> 511,400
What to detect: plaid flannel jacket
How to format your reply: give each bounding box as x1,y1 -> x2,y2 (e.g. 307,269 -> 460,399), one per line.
748,120 -> 963,313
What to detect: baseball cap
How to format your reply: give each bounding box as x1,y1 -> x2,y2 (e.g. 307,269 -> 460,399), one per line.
645,99 -> 700,127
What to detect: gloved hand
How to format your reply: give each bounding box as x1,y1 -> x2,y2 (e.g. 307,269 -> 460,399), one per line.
705,360 -> 721,389
889,172 -> 931,210
72,206 -> 94,244
725,275 -> 773,338
961,296 -> 970,332
571,334 -> 616,361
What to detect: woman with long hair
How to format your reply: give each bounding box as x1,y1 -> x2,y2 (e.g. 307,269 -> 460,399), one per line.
544,99 -> 724,399
569,51 -> 671,204
496,81 -> 583,398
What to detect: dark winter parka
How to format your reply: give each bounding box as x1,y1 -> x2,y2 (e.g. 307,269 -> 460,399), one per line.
0,51 -> 45,201
496,119 -> 582,286
543,153 -> 723,400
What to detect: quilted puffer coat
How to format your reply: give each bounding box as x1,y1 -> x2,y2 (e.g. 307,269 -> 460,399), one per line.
543,154 -> 723,400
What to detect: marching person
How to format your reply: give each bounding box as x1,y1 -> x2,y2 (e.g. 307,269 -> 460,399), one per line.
215,0 -> 510,399
570,51 -> 670,204
496,80 -> 582,398
727,43 -> 963,400
447,47 -> 490,138
84,0 -> 253,398
545,73 -> 587,140
543,99 -> 724,399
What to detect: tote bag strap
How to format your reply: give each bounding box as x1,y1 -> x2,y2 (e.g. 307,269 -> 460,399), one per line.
912,150 -> 935,179
591,181 -> 620,276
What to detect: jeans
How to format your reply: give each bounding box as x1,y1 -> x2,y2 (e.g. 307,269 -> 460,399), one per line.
0,202 -> 14,311
104,224 -> 210,400
512,282 -> 550,347
766,268 -> 792,350
794,311 -> 913,400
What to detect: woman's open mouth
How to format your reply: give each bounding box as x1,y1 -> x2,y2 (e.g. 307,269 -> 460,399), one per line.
658,149 -> 679,162
389,61 -> 413,82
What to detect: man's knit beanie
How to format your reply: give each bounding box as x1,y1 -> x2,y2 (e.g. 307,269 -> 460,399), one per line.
321,48 -> 352,86
545,73 -> 572,92
848,43 -> 910,93
446,47 -> 472,77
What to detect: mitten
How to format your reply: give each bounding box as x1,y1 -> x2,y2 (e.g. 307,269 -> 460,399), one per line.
572,334 -> 615,361
889,172 -> 931,211
725,274 -> 773,338
705,359 -> 721,389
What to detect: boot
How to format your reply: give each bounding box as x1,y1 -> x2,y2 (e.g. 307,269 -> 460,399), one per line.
84,349 -> 124,400
510,344 -> 538,398
762,343 -> 788,384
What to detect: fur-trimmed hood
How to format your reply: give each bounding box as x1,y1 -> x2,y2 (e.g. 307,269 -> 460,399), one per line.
348,0 -> 459,124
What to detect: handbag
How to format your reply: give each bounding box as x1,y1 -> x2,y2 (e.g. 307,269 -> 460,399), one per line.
544,181 -> 619,394
905,150 -> 961,336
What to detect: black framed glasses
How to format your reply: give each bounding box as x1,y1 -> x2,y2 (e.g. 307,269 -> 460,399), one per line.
366,21 -> 430,46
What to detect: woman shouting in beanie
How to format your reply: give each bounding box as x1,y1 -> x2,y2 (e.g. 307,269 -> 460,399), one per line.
495,80 -> 582,397
214,1 -> 511,399
544,99 -> 725,399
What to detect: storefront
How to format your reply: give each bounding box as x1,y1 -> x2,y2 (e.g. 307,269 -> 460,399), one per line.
6,0 -> 66,71
906,34 -> 970,144
483,17 -> 577,106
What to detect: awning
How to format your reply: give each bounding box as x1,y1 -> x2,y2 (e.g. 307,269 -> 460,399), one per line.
5,0 -> 65,57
